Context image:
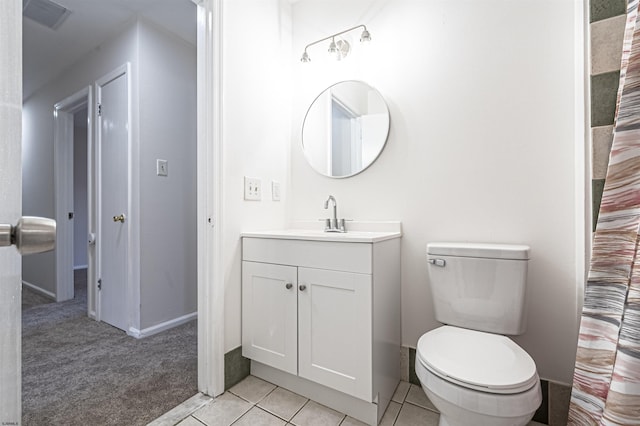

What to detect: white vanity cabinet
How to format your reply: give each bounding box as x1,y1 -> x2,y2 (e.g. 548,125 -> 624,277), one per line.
241,230 -> 401,425
242,261 -> 298,375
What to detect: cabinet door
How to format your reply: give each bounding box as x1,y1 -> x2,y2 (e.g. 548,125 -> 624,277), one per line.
298,267 -> 372,401
242,261 -> 297,375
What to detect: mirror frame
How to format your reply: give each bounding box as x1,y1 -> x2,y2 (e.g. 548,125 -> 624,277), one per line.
301,80 -> 390,179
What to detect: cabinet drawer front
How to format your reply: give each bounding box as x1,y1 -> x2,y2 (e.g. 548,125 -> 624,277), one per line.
243,238 -> 372,274
298,267 -> 373,401
242,261 -> 297,375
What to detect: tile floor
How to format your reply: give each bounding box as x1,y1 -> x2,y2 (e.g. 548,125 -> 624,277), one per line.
150,375 -> 546,426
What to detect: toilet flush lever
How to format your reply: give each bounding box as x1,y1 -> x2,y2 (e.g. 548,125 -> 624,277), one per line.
429,258 -> 446,267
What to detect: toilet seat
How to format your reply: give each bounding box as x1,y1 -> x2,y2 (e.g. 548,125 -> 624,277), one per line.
417,326 -> 538,394
416,360 -> 542,422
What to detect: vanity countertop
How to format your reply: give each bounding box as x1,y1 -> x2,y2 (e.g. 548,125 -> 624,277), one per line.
241,229 -> 402,243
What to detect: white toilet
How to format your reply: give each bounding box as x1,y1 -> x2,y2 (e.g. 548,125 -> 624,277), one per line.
415,242 -> 542,426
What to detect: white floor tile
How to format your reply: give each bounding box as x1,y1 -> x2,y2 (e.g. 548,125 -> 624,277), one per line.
290,400 -> 345,426
229,375 -> 277,404
391,381 -> 410,404
192,393 -> 252,426
340,416 -> 368,426
258,386 -> 308,421
379,401 -> 401,426
394,402 -> 439,426
405,384 -> 438,412
233,406 -> 286,426
148,393 -> 213,426
176,416 -> 206,426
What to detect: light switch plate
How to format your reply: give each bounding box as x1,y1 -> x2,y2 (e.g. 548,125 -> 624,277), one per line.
272,180 -> 281,201
157,159 -> 168,176
244,176 -> 261,200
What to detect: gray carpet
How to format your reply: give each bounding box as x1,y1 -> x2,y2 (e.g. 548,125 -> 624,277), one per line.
22,285 -> 54,310
22,270 -> 197,425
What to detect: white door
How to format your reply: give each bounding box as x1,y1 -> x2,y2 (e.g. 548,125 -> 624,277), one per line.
242,261 -> 298,375
1,1 -> 55,417
298,267 -> 373,401
1,1 -> 23,419
97,65 -> 130,332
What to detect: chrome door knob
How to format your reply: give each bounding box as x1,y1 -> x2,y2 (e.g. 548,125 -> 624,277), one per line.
0,216 -> 56,255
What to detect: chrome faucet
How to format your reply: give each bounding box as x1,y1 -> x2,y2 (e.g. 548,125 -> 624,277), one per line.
323,195 -> 346,232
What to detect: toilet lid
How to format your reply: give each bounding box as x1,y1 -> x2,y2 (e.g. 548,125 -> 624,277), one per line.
417,326 -> 538,393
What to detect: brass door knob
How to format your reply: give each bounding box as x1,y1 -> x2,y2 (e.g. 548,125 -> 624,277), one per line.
113,214 -> 126,223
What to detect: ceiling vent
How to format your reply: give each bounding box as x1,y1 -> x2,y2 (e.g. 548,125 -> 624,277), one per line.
23,0 -> 71,30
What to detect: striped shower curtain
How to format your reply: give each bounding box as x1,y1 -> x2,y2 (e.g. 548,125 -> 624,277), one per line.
568,1 -> 640,424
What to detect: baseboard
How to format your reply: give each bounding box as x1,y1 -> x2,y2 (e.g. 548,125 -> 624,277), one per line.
22,280 -> 56,300
128,312 -> 197,339
73,264 -> 88,270
225,346 -> 250,390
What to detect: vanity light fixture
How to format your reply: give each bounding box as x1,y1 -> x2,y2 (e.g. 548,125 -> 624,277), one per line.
300,24 -> 371,63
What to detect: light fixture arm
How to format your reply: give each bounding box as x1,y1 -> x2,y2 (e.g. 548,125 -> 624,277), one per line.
301,24 -> 370,60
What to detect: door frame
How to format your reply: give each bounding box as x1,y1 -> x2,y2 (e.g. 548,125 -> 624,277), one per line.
53,86 -> 92,306
194,0 -> 224,397
0,0 -> 223,416
50,0 -> 225,397
94,63 -> 135,328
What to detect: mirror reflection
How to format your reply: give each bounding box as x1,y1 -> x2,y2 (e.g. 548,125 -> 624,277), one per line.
302,81 -> 390,178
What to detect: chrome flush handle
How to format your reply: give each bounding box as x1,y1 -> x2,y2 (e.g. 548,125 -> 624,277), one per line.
428,258 -> 446,267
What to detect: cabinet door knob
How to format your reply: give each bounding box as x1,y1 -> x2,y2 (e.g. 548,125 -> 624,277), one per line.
299,284 -> 307,291
285,283 -> 293,290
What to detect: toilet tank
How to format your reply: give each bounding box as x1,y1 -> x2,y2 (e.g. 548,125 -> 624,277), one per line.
427,242 -> 530,335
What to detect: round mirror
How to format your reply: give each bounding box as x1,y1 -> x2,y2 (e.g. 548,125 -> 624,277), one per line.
302,80 -> 390,178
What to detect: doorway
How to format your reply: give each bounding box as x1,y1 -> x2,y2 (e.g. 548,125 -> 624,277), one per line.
3,0 -> 224,419
12,0 -> 224,419
53,87 -> 91,307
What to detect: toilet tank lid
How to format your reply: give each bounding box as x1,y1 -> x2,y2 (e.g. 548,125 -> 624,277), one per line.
427,242 -> 529,260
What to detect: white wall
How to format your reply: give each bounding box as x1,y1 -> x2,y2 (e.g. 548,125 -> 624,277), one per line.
73,108 -> 88,269
289,0 -> 583,384
222,0 -> 292,352
138,20 -> 197,329
23,18 -> 197,332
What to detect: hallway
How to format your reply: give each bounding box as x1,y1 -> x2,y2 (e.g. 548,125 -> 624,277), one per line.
21,270 -> 197,425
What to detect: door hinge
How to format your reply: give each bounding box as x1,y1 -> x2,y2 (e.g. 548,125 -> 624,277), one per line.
97,278 -> 102,290
98,103 -> 102,116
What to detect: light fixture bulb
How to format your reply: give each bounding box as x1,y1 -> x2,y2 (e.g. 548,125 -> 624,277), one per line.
301,51 -> 310,62
328,38 -> 338,54
334,40 -> 350,61
360,28 -> 371,42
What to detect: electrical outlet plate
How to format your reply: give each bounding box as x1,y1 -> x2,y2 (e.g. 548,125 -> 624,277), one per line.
272,180 -> 281,201
244,176 -> 261,200
157,159 -> 168,176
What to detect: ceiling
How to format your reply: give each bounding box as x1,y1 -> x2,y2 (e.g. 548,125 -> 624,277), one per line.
23,0 -> 196,100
